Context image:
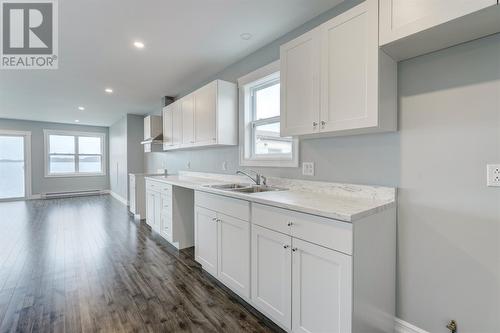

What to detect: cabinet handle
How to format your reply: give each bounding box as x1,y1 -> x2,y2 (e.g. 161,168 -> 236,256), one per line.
312,122 -> 318,127
283,245 -> 290,249
292,247 -> 298,252
287,222 -> 293,227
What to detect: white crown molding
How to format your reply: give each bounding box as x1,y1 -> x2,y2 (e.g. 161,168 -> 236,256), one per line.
395,318 -> 430,333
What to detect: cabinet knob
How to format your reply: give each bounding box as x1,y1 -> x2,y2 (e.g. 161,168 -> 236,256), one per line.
212,217 -> 217,222
292,248 -> 298,252
283,245 -> 290,249
320,120 -> 326,126
312,122 -> 318,127
287,222 -> 293,227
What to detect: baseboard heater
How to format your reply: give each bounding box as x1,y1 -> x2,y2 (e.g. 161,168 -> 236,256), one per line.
41,189 -> 107,199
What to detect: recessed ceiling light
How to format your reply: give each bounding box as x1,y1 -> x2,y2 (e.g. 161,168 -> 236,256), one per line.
240,33 -> 252,40
75,119 -> 80,123
105,88 -> 113,94
78,106 -> 85,111
133,41 -> 145,49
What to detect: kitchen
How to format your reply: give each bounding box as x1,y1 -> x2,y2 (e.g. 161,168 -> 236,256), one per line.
0,0 -> 499,332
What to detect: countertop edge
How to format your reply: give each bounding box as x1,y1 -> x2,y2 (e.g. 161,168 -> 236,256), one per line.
144,176 -> 396,223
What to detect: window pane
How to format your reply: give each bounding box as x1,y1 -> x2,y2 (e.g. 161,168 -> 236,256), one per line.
78,136 -> 101,154
254,122 -> 292,156
255,82 -> 280,120
49,135 -> 75,154
0,136 -> 25,199
49,155 -> 75,173
78,156 -> 102,173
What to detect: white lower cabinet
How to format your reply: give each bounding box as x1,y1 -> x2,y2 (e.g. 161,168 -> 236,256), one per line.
194,199 -> 251,299
291,238 -> 352,333
145,179 -> 194,249
194,206 -> 218,276
251,225 -> 292,331
217,213 -> 250,298
195,192 -> 395,333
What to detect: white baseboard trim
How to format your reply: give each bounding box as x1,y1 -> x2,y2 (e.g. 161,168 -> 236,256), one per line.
395,318 -> 429,333
108,191 -> 129,206
30,194 -> 42,200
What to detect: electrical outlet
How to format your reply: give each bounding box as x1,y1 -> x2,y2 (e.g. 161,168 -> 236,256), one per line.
302,162 -> 315,176
487,164 -> 500,187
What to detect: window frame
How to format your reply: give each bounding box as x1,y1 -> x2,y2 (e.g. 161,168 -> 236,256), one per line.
238,60 -> 298,168
43,129 -> 106,178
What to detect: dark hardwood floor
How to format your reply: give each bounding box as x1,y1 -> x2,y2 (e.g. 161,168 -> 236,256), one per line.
0,195 -> 281,333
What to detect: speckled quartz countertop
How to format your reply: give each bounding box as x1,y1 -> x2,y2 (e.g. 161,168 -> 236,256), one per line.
145,172 -> 396,223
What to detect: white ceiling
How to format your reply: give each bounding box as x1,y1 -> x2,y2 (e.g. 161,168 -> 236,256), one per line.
0,0 -> 341,127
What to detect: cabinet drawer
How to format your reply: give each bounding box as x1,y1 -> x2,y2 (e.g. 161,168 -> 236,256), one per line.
252,203 -> 291,235
252,204 -> 352,255
195,191 -> 250,221
146,180 -> 172,196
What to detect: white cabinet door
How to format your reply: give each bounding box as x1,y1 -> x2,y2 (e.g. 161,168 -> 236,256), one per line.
129,175 -> 136,214
194,206 -> 218,276
320,0 -> 379,133
251,225 -> 292,331
194,81 -> 217,145
160,194 -> 172,241
280,28 -> 320,136
172,101 -> 183,147
162,105 -> 173,149
292,238 -> 352,333
217,213 -> 250,299
380,0 -> 496,46
181,94 -> 195,146
146,190 -> 155,227
153,191 -> 162,233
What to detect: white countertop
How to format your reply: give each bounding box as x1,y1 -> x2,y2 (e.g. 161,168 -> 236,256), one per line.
145,173 -> 396,223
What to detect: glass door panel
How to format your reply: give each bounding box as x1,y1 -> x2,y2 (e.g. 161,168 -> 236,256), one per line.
0,135 -> 25,199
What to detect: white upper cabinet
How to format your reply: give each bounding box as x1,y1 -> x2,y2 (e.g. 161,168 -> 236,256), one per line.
162,104 -> 173,148
172,101 -> 183,148
280,0 -> 397,138
181,94 -> 195,146
163,80 -> 237,151
163,101 -> 183,149
320,0 -> 379,133
380,0 -> 499,60
194,81 -> 217,145
280,28 -> 321,136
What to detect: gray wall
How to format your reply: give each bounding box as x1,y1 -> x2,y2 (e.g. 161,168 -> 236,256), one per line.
397,34 -> 500,332
0,118 -> 109,195
109,114 -> 144,201
144,6 -> 500,333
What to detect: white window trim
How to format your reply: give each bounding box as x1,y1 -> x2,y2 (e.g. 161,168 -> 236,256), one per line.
238,60 -> 299,168
43,129 -> 107,178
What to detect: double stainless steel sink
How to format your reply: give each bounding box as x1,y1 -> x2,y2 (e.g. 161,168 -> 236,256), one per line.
204,183 -> 286,194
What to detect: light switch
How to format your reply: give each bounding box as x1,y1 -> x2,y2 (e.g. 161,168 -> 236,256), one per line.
487,164 -> 500,187
302,162 -> 314,176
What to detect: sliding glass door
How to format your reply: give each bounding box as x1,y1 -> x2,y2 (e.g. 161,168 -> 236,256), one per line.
0,131 -> 31,200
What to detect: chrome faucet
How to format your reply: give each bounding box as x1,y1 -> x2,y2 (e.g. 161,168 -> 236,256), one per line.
236,169 -> 266,186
